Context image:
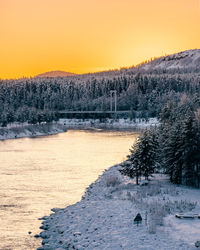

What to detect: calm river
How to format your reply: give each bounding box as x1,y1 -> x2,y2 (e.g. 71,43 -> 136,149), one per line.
0,129 -> 139,250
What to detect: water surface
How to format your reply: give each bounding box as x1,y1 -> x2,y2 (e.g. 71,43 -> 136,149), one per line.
0,130 -> 139,249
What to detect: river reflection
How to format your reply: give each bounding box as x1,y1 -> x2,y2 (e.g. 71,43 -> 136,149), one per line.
0,130 -> 139,250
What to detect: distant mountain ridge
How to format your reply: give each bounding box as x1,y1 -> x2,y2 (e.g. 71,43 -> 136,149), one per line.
35,71 -> 76,78
34,49 -> 200,79
136,49 -> 200,71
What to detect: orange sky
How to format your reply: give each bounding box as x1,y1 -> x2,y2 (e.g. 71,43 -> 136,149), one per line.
0,0 -> 200,79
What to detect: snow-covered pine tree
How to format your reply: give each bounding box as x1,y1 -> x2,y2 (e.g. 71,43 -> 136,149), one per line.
181,113 -> 200,186
120,129 -> 157,183
163,120 -> 184,184
140,129 -> 158,180
120,141 -> 142,185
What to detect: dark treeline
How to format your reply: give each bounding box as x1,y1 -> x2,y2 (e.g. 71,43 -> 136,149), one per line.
120,96 -> 200,187
0,68 -> 200,126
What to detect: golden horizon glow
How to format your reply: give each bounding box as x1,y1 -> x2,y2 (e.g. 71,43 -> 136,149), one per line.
0,0 -> 200,79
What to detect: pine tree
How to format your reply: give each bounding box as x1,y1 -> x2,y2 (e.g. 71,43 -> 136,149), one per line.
163,121 -> 184,184
120,129 -> 157,183
120,141 -> 142,185
140,129 -> 158,180
181,113 -> 199,186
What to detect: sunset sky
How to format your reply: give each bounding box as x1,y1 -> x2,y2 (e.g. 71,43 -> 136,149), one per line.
0,0 -> 200,79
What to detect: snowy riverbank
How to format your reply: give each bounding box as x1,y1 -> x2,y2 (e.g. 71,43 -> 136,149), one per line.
0,123 -> 67,140
0,118 -> 158,141
38,165 -> 200,250
58,118 -> 159,129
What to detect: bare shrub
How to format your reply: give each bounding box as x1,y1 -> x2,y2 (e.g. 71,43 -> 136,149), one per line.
142,184 -> 162,197
105,175 -> 121,187
146,199 -> 197,233
148,217 -> 157,234
126,191 -> 136,202
131,183 -> 179,201
162,186 -> 179,196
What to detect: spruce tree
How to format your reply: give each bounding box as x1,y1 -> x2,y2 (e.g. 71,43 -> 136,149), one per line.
120,142 -> 142,185
163,121 -> 184,184
181,113 -> 199,186
136,129 -> 157,180
120,129 -> 157,183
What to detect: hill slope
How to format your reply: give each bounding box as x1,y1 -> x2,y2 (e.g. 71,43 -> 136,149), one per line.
136,49 -> 200,71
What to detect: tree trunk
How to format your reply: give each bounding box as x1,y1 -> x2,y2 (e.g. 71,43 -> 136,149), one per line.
136,175 -> 139,185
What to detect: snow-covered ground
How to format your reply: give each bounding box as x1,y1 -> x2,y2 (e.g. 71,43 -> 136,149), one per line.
0,123 -> 67,140
58,118 -> 159,129
38,165 -> 200,250
140,49 -> 200,71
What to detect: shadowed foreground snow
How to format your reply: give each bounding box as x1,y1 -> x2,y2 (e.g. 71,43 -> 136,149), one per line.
38,165 -> 200,250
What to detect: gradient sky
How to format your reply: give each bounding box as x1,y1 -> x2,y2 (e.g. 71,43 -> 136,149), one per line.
0,0 -> 200,79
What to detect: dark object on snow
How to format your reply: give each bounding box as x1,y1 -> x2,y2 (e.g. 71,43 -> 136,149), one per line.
195,241 -> 200,248
134,213 -> 142,225
175,213 -> 200,219
34,234 -> 40,238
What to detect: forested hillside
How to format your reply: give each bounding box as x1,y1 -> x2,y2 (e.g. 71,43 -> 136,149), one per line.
0,50 -> 200,126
